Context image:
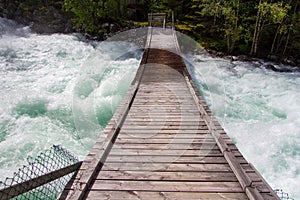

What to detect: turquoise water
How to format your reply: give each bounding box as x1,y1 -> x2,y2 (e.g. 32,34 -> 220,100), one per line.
189,56 -> 300,199
0,18 -> 140,180
0,18 -> 299,199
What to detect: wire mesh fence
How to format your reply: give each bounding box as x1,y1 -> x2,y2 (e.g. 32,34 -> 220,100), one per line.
275,189 -> 295,200
0,145 -> 80,200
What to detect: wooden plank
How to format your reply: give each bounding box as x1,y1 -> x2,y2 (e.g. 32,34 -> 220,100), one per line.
123,119 -> 208,123
117,130 -> 211,135
122,125 -> 208,130
105,155 -> 248,164
134,95 -> 195,99
119,130 -> 212,135
89,180 -> 243,193
112,144 -> 221,151
138,85 -> 190,88
126,111 -> 202,115
100,163 -> 232,172
125,112 -> 203,115
126,114 -> 201,117
136,93 -> 193,97
112,143 -> 237,150
120,126 -> 211,131
109,148 -> 243,157
137,88 -> 188,91
122,121 -> 207,125
123,116 -> 203,120
112,143 -> 227,149
130,104 -> 198,107
129,105 -> 196,108
115,138 -> 219,144
135,93 -> 191,96
117,133 -> 216,139
106,155 -> 228,164
86,191 -> 248,200
97,170 -> 238,182
132,100 -> 196,104
110,148 -> 221,155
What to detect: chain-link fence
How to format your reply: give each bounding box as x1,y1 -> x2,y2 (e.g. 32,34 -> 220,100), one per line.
275,189 -> 294,200
0,145 -> 81,200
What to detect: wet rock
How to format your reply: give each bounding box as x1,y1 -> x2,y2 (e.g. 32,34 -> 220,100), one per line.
264,64 -> 292,73
223,55 -> 233,61
282,58 -> 296,66
234,55 -> 250,62
216,52 -> 224,57
205,48 -> 217,56
264,64 -> 277,71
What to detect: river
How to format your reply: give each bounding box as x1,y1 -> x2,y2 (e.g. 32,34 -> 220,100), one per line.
0,18 -> 299,199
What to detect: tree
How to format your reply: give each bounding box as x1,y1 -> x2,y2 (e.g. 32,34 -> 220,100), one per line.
197,0 -> 223,25
270,0 -> 298,56
221,0 -> 242,53
250,1 -> 290,56
282,0 -> 299,56
63,0 -> 125,33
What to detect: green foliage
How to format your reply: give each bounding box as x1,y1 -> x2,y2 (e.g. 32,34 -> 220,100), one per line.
10,0 -> 299,59
63,0 -> 126,33
185,0 -> 299,58
258,2 -> 289,23
175,24 -> 192,31
64,0 -> 99,32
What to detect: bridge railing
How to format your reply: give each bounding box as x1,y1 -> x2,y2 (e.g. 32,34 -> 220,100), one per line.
0,145 -> 81,200
148,12 -> 176,30
148,13 -> 167,28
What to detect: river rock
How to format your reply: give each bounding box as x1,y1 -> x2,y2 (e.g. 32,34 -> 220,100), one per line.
282,58 -> 296,66
0,3 -> 73,34
264,64 -> 293,73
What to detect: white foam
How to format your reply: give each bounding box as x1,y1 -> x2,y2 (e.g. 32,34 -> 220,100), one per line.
191,54 -> 300,199
0,18 -> 140,180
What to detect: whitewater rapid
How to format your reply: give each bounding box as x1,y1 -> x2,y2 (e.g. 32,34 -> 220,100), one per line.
188,56 -> 300,199
0,18 -> 140,180
0,18 -> 299,199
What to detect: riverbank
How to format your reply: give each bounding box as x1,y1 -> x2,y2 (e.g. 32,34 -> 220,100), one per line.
205,47 -> 300,72
1,1 -> 299,69
0,1 -> 131,40
0,1 -> 73,34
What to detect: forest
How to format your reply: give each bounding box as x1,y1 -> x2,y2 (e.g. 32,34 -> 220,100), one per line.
1,0 -> 300,62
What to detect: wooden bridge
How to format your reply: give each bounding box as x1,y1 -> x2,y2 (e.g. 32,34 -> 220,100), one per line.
58,26 -> 280,199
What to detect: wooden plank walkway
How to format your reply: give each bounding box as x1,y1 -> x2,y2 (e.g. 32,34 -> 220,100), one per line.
60,28 -> 279,199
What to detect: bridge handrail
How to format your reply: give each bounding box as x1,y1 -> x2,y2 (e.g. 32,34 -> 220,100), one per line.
172,11 -> 175,30
148,13 -> 167,28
